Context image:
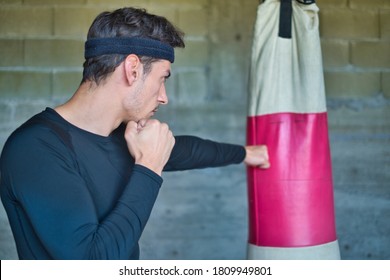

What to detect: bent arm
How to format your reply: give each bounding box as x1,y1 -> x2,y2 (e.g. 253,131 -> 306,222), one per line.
0,132 -> 160,260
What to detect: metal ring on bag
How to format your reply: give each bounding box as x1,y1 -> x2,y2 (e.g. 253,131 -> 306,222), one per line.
296,0 -> 316,4
260,1 -> 316,5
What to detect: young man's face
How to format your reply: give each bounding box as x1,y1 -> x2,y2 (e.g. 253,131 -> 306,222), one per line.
123,59 -> 171,122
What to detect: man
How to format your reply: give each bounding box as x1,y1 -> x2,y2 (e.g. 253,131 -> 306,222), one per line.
0,7 -> 269,260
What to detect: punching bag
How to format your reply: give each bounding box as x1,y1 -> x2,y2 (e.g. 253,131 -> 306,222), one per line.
246,0 -> 340,259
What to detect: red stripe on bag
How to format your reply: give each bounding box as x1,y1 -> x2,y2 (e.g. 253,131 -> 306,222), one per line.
247,112 -> 337,247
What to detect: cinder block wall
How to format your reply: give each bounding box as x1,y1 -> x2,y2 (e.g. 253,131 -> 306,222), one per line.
320,0 -> 390,99
318,0 -> 390,260
0,0 -> 389,260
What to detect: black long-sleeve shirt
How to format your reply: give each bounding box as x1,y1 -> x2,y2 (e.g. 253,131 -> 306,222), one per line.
0,108 -> 245,260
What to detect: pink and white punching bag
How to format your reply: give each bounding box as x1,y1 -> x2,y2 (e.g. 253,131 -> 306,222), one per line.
246,0 -> 340,259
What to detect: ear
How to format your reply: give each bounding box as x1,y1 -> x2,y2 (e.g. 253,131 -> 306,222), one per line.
124,54 -> 142,85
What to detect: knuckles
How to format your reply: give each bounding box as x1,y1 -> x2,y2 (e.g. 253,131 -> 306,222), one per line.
126,119 -> 174,142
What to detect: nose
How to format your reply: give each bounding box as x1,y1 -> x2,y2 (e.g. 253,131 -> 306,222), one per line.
158,84 -> 169,105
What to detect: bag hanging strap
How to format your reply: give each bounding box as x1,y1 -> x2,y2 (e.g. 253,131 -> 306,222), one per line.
278,0 -> 293,39
277,0 -> 316,39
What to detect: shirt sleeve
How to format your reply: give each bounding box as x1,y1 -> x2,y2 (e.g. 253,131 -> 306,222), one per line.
164,135 -> 246,171
0,126 -> 162,260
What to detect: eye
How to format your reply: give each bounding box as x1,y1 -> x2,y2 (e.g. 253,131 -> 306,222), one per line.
164,72 -> 171,82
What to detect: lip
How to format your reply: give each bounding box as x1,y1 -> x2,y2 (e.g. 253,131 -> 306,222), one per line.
149,108 -> 158,117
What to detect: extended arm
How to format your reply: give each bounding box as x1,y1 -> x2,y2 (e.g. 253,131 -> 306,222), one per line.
164,135 -> 269,171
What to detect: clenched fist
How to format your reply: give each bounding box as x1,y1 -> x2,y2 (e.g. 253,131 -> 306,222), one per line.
125,119 -> 175,176
244,145 -> 270,169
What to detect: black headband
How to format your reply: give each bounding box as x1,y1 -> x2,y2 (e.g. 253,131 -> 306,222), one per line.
84,37 -> 175,63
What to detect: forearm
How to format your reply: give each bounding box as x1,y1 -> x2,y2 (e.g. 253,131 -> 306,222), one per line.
73,164 -> 162,259
164,135 -> 246,171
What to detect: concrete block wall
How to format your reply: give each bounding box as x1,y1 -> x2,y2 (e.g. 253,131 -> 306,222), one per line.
317,0 -> 390,260
0,0 -> 389,260
319,0 -> 390,99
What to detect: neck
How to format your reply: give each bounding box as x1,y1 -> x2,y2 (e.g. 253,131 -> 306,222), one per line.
55,81 -> 123,137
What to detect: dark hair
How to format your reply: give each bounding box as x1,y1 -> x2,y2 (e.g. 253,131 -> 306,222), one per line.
82,7 -> 185,85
